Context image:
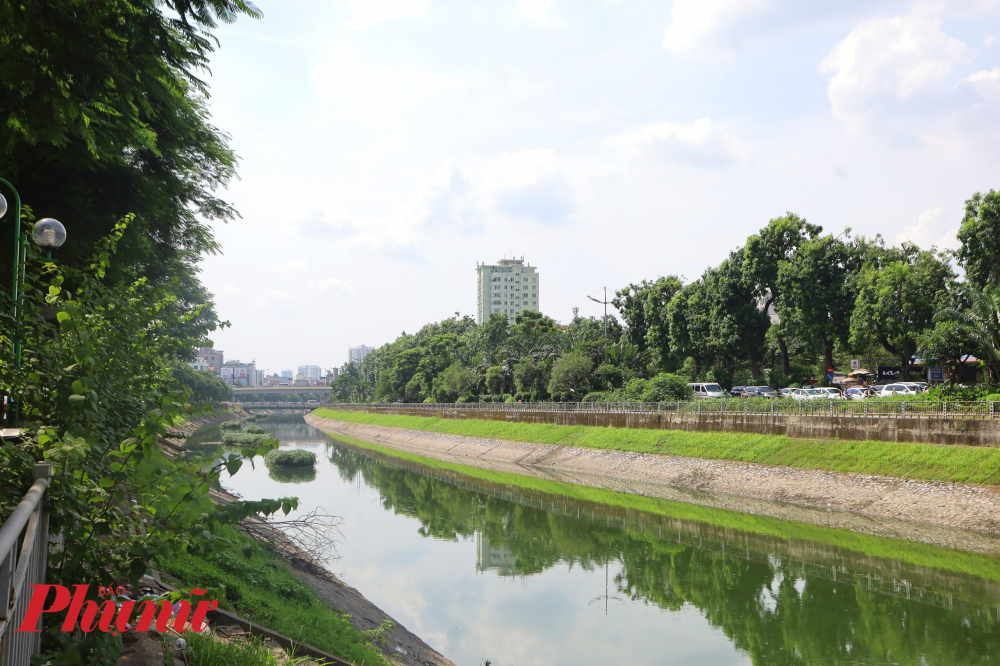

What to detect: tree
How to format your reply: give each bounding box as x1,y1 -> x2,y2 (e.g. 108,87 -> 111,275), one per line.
742,213 -> 822,374
933,285 -> 1000,383
0,0 -> 259,317
704,254 -> 771,380
432,363 -> 477,402
513,358 -> 549,396
850,245 -> 955,378
776,234 -> 861,373
667,281 -> 714,378
957,189 -> 1000,289
642,276 -> 684,372
547,350 -> 593,400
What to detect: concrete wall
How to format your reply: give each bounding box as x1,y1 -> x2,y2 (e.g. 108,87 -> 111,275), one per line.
333,405 -> 1000,447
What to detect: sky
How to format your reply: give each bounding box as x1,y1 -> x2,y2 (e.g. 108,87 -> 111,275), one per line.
197,0 -> 1000,374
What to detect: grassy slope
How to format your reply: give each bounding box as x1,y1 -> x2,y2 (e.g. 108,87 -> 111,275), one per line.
314,409 -> 1000,485
138,449 -> 390,666
320,429 -> 1000,586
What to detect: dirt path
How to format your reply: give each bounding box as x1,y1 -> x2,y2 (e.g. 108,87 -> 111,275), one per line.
306,414 -> 1000,556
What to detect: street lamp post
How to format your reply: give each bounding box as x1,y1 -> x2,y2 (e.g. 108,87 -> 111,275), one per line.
1,178 -> 67,428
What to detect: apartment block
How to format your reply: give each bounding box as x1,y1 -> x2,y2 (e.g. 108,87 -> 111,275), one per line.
476,257 -> 540,324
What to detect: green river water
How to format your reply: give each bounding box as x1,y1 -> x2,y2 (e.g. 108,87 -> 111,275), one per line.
193,416 -> 1000,665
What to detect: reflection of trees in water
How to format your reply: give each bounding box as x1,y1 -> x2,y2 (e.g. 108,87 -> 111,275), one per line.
268,466 -> 317,484
328,444 -> 1000,665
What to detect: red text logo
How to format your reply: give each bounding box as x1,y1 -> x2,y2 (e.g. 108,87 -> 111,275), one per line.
14,585 -> 218,634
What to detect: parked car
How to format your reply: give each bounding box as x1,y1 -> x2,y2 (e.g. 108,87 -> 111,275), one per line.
729,386 -> 746,397
879,383 -> 920,397
791,388 -> 828,401
688,382 -> 726,399
815,387 -> 845,400
899,382 -> 928,393
779,388 -> 796,397
844,387 -> 875,400
742,386 -> 780,398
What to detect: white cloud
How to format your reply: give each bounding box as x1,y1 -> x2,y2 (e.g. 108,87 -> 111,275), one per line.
964,67 -> 1000,97
311,45 -> 479,126
611,118 -> 750,166
516,0 -> 564,26
662,0 -> 773,58
896,206 -> 960,249
336,0 -> 431,29
819,16 -> 968,126
480,149 -> 577,224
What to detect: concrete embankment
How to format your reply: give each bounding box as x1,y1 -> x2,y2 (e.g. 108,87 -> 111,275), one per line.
306,414 -> 1000,555
330,404 -> 1000,447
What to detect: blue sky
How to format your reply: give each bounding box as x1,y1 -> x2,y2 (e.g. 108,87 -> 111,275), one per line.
197,0 -> 1000,373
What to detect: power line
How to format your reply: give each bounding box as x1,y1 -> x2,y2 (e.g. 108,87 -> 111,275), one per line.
587,287 -> 611,337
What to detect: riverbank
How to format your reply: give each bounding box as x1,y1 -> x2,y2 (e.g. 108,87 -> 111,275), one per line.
307,411 -> 1000,541
159,414 -> 454,666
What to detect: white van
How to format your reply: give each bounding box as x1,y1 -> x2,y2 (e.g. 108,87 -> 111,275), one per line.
688,383 -> 726,398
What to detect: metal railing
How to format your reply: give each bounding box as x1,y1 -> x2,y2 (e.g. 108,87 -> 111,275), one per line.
322,400 -> 1000,420
0,464 -> 53,666
240,402 -> 318,409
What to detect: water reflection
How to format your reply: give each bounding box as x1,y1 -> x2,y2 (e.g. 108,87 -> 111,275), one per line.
327,443 -> 1000,665
220,415 -> 1000,666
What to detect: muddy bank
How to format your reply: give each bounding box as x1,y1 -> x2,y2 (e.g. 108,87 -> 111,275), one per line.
165,413 -> 454,666
306,414 -> 1000,556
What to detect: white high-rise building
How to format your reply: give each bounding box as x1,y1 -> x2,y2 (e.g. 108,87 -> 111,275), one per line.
476,257 -> 540,324
281,370 -> 293,379
298,365 -> 322,382
349,345 -> 373,365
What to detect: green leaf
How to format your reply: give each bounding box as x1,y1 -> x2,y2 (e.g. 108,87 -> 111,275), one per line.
98,477 -> 114,488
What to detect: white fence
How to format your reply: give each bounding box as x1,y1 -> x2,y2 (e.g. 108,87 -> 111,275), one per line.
0,464 -> 53,665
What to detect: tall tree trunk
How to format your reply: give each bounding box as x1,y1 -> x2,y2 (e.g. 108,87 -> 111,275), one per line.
823,340 -> 834,380
900,353 -> 909,381
746,345 -> 762,380
778,336 -> 790,375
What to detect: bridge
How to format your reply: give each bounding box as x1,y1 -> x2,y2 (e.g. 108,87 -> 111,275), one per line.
239,402 -> 320,410
232,386 -> 332,394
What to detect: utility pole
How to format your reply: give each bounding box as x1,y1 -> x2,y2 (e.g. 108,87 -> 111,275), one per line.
587,287 -> 611,338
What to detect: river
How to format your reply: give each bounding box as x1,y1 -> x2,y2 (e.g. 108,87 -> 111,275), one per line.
198,415 -> 1000,665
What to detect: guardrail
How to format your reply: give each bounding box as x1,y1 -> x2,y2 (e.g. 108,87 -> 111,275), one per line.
0,463 -> 53,665
323,400 -> 1000,419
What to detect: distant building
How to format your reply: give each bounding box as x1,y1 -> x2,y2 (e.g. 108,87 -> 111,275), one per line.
323,368 -> 339,385
349,345 -> 373,365
292,373 -> 311,387
194,347 -> 224,374
476,257 -> 539,324
298,365 -> 322,382
188,358 -> 211,372
281,370 -> 293,379
221,360 -> 258,387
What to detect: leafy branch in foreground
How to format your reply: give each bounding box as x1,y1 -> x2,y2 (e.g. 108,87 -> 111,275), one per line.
0,219 -> 297,665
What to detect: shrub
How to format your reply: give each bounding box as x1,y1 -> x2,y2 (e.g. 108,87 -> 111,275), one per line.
265,449 -> 317,468
220,420 -> 242,429
640,373 -> 694,402
243,425 -> 266,434
221,432 -> 275,446
582,391 -> 607,403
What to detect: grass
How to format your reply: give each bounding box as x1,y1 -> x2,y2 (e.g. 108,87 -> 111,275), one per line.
323,431 -> 1000,586
138,447 -> 391,666
314,408 -> 1000,485
182,630 -> 293,666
